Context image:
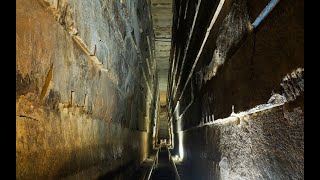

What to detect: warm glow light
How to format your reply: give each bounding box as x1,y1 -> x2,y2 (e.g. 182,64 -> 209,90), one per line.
178,132 -> 184,161
175,101 -> 180,120
170,119 -> 174,148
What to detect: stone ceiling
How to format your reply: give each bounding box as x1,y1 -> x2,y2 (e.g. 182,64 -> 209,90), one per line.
150,0 -> 172,106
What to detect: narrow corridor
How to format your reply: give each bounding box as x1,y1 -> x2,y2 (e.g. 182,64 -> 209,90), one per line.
16,0 -> 304,179
150,146 -> 177,180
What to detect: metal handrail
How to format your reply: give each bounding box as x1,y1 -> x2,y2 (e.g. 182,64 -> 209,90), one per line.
168,149 -> 181,180
145,148 -> 160,180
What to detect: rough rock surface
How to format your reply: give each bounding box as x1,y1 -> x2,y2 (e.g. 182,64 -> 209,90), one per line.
169,0 -> 304,179
16,0 -> 157,178
175,103 -> 304,180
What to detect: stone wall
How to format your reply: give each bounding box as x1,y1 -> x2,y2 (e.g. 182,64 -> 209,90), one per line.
157,106 -> 169,140
168,0 -> 304,179
176,101 -> 304,180
16,0 -> 157,178
168,0 -> 304,123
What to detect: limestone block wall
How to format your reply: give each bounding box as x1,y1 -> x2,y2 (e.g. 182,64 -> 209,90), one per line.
168,0 -> 304,179
177,101 -> 304,180
16,0 -> 158,178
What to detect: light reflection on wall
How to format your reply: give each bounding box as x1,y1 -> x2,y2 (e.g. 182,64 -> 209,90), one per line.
152,91 -> 160,149
178,131 -> 184,161
175,101 -> 180,120
170,117 -> 174,148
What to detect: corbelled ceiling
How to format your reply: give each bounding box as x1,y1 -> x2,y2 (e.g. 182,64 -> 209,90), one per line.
151,0 -> 172,106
